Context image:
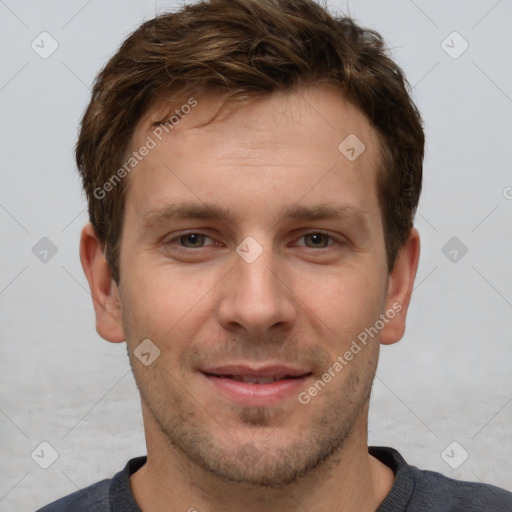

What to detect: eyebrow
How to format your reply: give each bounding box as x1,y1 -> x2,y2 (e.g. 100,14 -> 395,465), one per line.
142,202 -> 371,233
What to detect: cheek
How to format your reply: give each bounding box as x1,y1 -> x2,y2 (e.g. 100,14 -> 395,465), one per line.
122,262 -> 220,341
297,265 -> 386,341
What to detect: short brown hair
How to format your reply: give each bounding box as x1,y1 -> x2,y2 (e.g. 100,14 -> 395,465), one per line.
76,0 -> 424,284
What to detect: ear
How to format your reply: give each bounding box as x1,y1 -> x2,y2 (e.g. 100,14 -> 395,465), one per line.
380,228 -> 420,345
79,223 -> 125,343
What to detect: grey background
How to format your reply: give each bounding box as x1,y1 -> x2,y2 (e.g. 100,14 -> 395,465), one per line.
1,0 -> 511,510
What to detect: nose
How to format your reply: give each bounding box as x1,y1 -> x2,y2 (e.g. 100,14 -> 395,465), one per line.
216,242 -> 296,338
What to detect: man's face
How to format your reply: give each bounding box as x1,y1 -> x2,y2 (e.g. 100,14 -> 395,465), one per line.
117,86 -> 392,486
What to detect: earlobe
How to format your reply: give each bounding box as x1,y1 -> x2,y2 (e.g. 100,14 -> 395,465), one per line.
380,228 -> 421,346
79,223 -> 125,343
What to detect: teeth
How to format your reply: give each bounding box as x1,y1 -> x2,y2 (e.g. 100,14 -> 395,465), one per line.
209,373 -> 306,383
233,375 -> 279,384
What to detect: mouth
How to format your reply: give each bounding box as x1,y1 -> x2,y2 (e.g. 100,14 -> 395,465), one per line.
200,364 -> 313,406
203,373 -> 309,384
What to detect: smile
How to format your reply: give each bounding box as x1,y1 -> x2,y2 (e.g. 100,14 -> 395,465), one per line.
200,366 -> 313,406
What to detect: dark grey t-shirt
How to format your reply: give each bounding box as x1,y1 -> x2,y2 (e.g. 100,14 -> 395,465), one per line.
36,446 -> 512,511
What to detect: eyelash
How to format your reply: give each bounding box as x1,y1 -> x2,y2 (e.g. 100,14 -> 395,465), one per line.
163,231 -> 342,252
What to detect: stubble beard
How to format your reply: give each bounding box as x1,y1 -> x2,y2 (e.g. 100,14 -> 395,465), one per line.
132,354 -> 377,489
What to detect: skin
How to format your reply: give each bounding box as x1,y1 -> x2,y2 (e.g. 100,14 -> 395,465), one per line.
80,85 -> 420,512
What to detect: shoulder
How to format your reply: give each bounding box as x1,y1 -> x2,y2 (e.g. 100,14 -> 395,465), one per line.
411,466 -> 512,511
35,456 -> 146,512
370,446 -> 512,512
35,479 -> 110,511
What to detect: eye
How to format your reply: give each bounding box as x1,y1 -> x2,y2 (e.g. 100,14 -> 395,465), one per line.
297,232 -> 337,249
164,232 -> 217,250
178,232 -> 209,248
162,231 -> 342,254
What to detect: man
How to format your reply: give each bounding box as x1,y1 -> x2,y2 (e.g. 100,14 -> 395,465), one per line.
38,0 -> 512,510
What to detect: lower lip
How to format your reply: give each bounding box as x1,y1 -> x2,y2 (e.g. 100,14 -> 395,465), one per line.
202,373 -> 311,406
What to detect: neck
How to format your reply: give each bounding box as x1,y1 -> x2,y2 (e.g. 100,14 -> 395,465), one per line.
130,402 -> 395,512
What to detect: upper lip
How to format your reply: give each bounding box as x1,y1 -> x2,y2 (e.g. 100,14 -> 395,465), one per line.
201,364 -> 311,378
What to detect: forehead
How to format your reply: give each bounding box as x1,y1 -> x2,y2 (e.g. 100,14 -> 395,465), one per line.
123,86 -> 383,230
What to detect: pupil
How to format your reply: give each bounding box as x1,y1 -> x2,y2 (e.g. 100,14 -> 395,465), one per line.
308,233 -> 327,248
184,233 -> 202,247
